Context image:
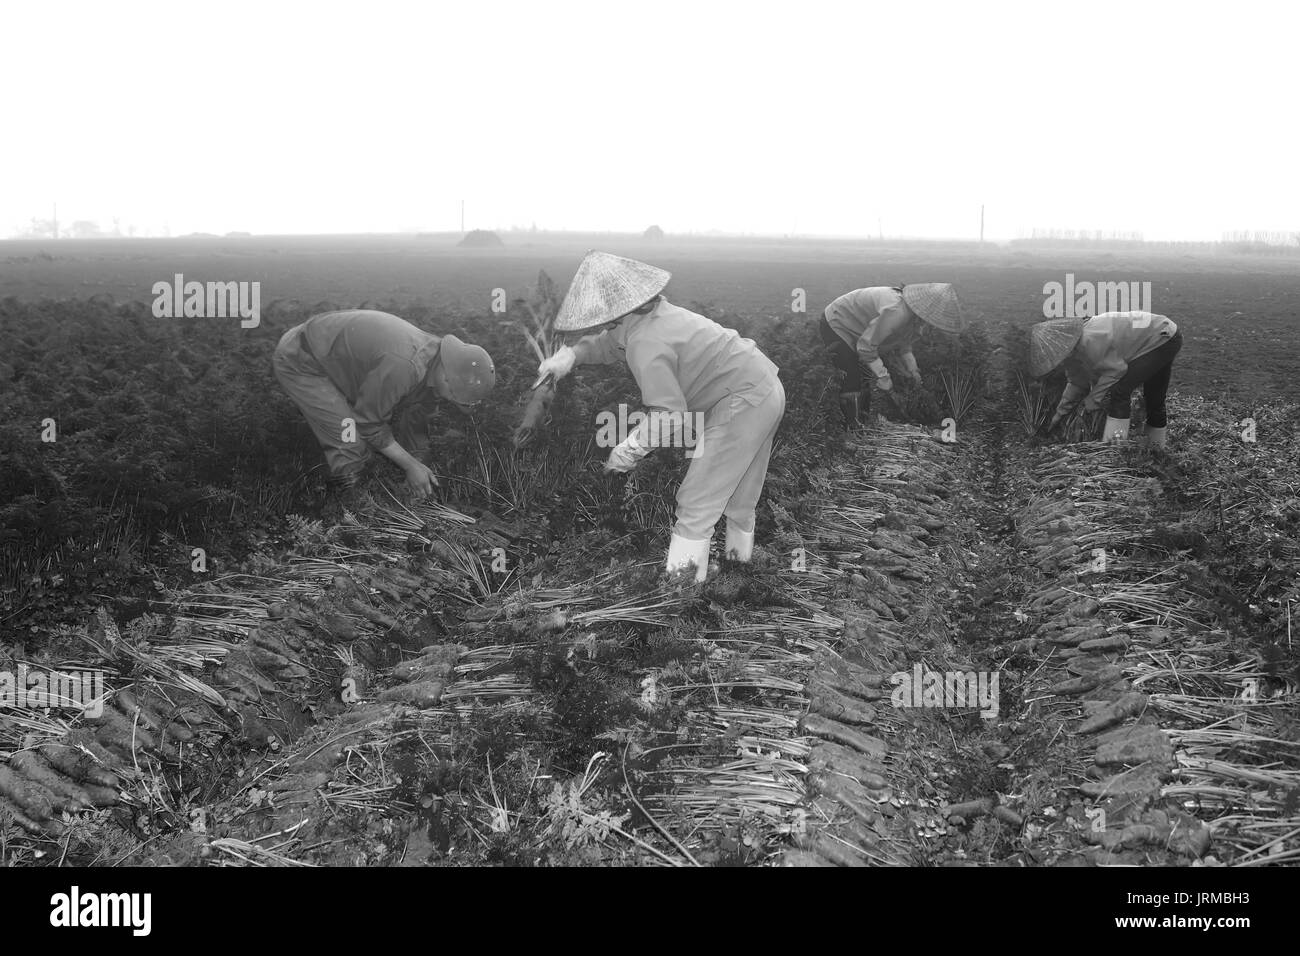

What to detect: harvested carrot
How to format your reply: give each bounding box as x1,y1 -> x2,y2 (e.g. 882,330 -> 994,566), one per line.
115,689 -> 165,733
806,741 -> 888,790
248,644 -> 295,673
1048,665 -> 1123,697
513,378 -> 556,448
90,706 -> 157,755
1079,763 -> 1166,798
345,598 -> 397,629
0,796 -> 50,834
942,798 -> 991,819
81,784 -> 120,808
391,659 -> 455,683
803,714 -> 888,759
1078,636 -> 1127,653
322,613 -> 358,642
795,831 -> 868,867
991,806 -> 1023,827
250,628 -> 295,658
7,752 -> 92,810
331,574 -> 365,599
378,680 -> 445,708
809,772 -> 878,825
1078,692 -> 1149,735
41,731 -> 123,780
819,670 -> 886,703
1095,728 -> 1173,768
0,765 -> 58,819
808,682 -> 879,727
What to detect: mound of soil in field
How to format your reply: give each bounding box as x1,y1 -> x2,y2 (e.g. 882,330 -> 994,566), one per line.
458,230 -> 503,248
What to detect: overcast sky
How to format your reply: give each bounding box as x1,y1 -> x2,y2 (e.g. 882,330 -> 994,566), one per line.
3,0 -> 1296,241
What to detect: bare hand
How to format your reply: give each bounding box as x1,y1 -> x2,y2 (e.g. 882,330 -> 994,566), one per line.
405,462 -> 439,499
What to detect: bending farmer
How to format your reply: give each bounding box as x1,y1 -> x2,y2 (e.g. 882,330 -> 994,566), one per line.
273,309 -> 495,498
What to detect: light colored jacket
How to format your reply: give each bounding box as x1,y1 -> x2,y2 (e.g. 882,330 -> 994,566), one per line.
1056,311 -> 1180,414
293,310 -> 441,450
572,298 -> 778,413
824,287 -> 920,365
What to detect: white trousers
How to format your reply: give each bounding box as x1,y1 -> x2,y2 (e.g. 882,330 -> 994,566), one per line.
673,377 -> 785,539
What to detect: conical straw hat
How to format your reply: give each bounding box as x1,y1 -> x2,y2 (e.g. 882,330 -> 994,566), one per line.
901,283 -> 964,333
554,251 -> 671,332
1029,318 -> 1085,377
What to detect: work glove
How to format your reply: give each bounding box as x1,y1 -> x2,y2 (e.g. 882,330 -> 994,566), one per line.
604,428 -> 650,473
537,346 -> 577,382
865,358 -> 893,391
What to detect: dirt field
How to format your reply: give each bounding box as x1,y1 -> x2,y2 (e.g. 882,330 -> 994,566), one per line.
1,234 -> 1297,868
3,232 -> 1299,400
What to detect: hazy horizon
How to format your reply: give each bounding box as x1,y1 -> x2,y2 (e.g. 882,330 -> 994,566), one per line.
5,0 -> 1297,243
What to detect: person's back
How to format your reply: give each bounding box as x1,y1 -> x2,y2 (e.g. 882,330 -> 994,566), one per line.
1078,311 -> 1178,367
298,310 -> 438,403
825,287 -> 906,341
622,299 -> 778,412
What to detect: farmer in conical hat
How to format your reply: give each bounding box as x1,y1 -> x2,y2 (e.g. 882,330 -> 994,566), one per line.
536,251 -> 785,582
273,309 -> 495,499
1031,311 -> 1183,447
819,284 -> 964,429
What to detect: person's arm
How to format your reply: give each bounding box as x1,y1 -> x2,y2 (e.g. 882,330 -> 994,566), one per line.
1051,358 -> 1091,421
1084,355 -> 1128,412
353,356 -> 421,450
900,350 -> 922,383
354,356 -> 438,495
537,328 -> 624,381
856,302 -> 913,388
377,440 -> 439,495
572,329 -> 624,366
604,344 -> 689,472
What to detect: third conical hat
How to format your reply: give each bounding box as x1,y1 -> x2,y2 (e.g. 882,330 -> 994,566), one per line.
901,283 -> 964,333
554,251 -> 671,332
1029,318 -> 1085,377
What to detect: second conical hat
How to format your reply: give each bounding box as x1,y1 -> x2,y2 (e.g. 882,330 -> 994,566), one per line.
1029,318 -> 1085,377
901,283 -> 964,333
554,251 -> 671,332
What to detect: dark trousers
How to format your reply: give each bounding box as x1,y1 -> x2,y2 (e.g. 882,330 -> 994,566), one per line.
819,313 -> 863,391
1107,330 -> 1182,427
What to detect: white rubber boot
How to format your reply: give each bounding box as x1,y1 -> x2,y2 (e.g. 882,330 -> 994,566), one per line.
724,523 -> 755,562
665,533 -> 710,583
1146,426 -> 1168,449
1102,417 -> 1130,442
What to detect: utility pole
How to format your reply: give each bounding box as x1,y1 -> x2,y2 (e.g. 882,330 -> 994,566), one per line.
53,203 -> 58,240
980,204 -> 985,243
460,200 -> 465,234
